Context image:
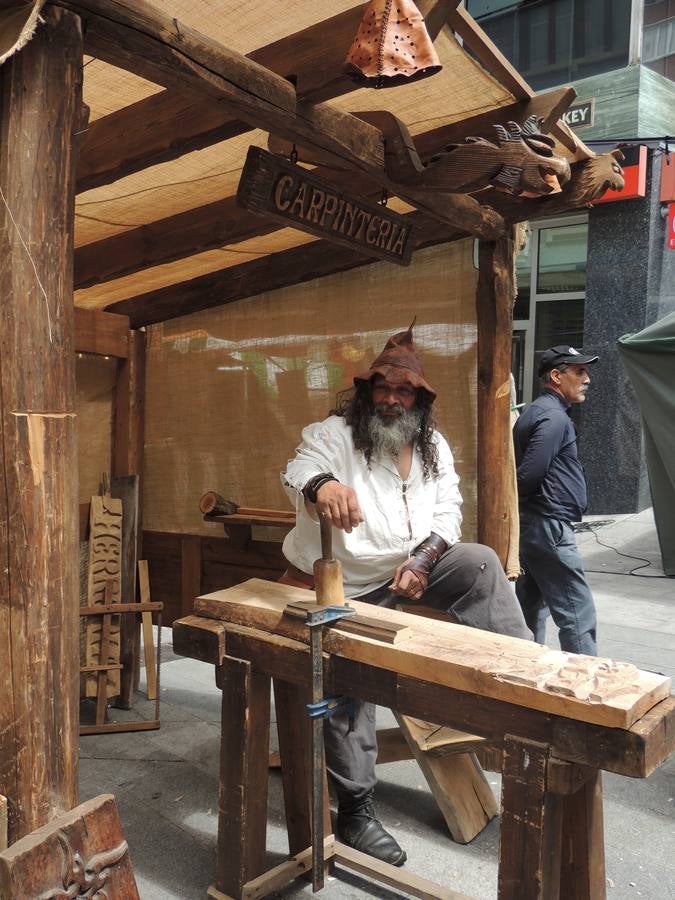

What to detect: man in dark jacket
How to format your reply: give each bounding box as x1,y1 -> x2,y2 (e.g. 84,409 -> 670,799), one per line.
513,345 -> 599,655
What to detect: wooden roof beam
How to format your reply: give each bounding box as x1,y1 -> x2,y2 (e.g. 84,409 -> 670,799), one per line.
74,87 -> 572,290
58,1 -> 387,176
76,0 -> 458,193
62,2 -> 506,240
104,212 -> 461,327
449,4 -> 587,157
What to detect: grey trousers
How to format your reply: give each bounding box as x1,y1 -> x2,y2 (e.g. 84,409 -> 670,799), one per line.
324,542 -> 532,808
516,512 -> 597,656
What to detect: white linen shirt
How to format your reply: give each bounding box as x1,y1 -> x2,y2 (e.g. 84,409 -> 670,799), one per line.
281,415 -> 463,598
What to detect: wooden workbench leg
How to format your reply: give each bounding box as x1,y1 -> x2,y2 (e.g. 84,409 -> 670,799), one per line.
498,737 -> 561,900
274,679 -> 312,855
273,679 -> 331,858
214,656 -> 271,898
559,770 -> 606,900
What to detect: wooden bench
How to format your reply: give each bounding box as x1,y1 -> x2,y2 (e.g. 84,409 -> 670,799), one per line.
173,578 -> 674,900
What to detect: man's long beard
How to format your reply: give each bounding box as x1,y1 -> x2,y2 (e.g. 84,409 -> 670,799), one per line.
368,404 -> 423,458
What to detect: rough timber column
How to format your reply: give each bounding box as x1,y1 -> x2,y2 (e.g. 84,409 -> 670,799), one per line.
476,231 -> 517,569
0,8 -> 82,842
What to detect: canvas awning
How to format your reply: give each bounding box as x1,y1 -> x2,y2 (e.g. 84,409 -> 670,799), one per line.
618,312 -> 675,577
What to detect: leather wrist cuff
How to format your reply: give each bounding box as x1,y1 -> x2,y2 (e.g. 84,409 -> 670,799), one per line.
402,532 -> 448,581
303,472 -> 339,504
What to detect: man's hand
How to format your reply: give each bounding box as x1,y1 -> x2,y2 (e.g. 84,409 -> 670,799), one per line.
390,561 -> 426,601
315,481 -> 364,532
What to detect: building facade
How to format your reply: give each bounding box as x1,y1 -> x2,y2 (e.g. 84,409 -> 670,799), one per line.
466,0 -> 675,513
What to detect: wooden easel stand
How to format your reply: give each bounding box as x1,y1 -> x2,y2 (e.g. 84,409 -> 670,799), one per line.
79,602 -> 162,735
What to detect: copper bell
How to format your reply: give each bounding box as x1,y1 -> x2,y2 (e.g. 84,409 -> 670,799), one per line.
344,0 -> 442,88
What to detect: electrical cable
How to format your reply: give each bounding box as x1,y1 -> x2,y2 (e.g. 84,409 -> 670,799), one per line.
576,522 -> 674,579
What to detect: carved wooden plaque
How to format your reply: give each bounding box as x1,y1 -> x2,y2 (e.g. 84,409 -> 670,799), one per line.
237,146 -> 414,265
0,794 -> 139,899
84,493 -> 123,697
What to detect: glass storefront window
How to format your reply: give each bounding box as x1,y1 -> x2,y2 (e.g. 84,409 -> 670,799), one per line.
537,223 -> 588,294
532,297 -> 585,400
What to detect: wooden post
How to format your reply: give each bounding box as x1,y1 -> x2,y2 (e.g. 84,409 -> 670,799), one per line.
476,231 -> 516,565
113,329 -> 146,707
214,656 -> 271,898
0,7 -> 82,843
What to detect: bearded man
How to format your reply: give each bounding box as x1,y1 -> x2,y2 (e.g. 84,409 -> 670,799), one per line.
281,325 -> 531,867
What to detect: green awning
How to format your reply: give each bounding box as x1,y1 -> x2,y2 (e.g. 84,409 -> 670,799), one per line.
618,312 -> 675,576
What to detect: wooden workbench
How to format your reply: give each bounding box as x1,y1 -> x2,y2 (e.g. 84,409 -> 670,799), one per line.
173,579 -> 674,900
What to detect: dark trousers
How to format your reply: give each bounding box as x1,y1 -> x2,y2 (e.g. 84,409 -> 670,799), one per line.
516,511 -> 597,656
324,542 -> 532,808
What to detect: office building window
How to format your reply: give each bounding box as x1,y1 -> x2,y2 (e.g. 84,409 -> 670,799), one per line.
466,0 -> 632,90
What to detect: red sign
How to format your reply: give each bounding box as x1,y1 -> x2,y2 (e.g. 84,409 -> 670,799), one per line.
668,203 -> 675,251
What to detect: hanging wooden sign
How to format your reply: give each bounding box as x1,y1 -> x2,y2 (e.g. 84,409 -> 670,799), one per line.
237,147 -> 414,266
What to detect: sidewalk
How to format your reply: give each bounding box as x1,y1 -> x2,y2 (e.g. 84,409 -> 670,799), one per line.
79,508 -> 675,899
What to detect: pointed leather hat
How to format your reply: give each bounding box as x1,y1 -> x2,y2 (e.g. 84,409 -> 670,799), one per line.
343,0 -> 442,88
354,322 -> 436,400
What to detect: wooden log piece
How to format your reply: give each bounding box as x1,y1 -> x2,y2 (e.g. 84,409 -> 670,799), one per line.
194,580 -> 671,730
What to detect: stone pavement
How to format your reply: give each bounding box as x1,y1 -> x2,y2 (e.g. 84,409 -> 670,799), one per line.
79,508 -> 675,900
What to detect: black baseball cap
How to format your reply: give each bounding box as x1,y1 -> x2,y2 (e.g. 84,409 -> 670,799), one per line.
538,345 -> 599,376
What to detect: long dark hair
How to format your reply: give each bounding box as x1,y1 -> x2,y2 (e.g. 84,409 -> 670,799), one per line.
330,380 -> 439,480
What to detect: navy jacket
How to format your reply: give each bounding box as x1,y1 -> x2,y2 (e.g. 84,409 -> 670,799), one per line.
513,390 -> 588,522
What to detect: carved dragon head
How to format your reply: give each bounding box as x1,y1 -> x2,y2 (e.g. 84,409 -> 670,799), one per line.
424,114 -> 572,197
484,115 -> 571,196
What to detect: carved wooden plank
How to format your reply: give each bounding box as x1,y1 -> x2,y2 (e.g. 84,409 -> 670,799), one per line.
85,493 -> 123,697
0,5 -> 81,844
0,794 -> 139,899
175,616 -> 675,778
0,796 -> 6,852
193,580 -> 671,729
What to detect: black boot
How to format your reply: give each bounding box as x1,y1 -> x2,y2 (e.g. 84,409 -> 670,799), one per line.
337,798 -> 407,867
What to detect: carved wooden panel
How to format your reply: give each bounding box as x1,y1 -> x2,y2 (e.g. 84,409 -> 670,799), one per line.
84,494 -> 123,697
0,794 -> 139,899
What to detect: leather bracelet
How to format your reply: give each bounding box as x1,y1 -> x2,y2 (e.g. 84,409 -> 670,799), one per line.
303,472 -> 339,504
399,532 -> 448,590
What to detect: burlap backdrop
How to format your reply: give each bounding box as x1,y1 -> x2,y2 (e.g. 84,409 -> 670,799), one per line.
142,240 -> 479,538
